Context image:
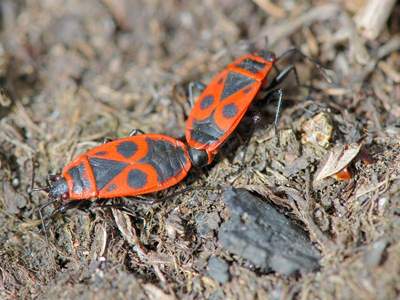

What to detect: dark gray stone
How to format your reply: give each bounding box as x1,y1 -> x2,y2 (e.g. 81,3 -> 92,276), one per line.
207,257 -> 230,284
218,188 -> 320,275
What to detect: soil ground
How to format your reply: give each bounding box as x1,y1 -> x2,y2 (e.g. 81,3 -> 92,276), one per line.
0,1 -> 399,299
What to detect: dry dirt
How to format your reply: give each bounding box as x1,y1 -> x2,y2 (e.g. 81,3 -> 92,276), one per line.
0,1 -> 399,299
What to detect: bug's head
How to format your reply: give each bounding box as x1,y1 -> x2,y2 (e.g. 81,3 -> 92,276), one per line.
188,147 -> 209,168
254,50 -> 276,62
31,174 -> 72,238
47,174 -> 69,202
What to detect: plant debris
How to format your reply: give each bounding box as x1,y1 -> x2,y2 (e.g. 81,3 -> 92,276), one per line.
0,0 -> 399,299
314,143 -> 362,182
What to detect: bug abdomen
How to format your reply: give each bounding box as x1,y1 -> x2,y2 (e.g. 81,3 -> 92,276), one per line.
62,135 -> 191,200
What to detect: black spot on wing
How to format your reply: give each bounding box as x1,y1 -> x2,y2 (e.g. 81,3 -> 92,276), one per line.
236,59 -> 265,74
89,157 -> 129,190
127,169 -> 147,189
190,111 -> 224,145
117,141 -> 138,158
200,95 -> 214,109
222,103 -> 238,118
140,138 -> 188,184
221,72 -> 255,100
68,163 -> 91,195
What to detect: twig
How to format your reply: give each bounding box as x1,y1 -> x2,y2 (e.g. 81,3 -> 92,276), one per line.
258,4 -> 340,47
252,0 -> 286,18
354,0 -> 397,40
101,0 -> 130,31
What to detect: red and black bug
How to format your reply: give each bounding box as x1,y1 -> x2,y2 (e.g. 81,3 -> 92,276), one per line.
46,134 -> 192,206
185,49 -> 324,166
41,49 -> 326,212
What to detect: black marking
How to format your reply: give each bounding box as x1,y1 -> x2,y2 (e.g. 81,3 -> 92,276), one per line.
107,183 -> 117,192
222,103 -> 238,118
68,163 -> 91,195
217,78 -> 224,85
200,95 -> 214,109
221,72 -> 255,100
117,141 -> 138,158
236,59 -> 265,74
140,138 -> 188,184
190,111 -> 224,145
89,157 -> 128,190
95,151 -> 107,156
127,169 -> 147,189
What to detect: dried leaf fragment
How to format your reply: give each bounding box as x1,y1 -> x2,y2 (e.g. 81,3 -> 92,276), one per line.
301,112 -> 333,149
112,208 -> 140,247
314,143 -> 362,182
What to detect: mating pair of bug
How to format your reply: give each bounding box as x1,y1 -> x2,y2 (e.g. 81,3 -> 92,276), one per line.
42,49 -> 322,213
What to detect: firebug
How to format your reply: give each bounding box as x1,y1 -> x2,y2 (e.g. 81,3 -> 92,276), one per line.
46,134 -> 192,207
185,49 -> 325,166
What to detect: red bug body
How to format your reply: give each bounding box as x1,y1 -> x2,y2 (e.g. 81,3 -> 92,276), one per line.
185,51 -> 276,165
48,134 -> 191,201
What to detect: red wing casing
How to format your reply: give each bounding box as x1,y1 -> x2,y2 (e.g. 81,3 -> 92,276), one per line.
62,134 -> 191,200
185,53 -> 275,163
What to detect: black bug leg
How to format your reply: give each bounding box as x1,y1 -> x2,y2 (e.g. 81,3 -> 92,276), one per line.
57,200 -> 90,214
275,48 -> 331,84
235,111 -> 263,168
267,65 -> 300,92
188,81 -> 206,107
37,198 -> 86,241
264,89 -> 283,127
128,129 -> 145,136
263,89 -> 284,146
102,137 -> 114,144
260,47 -> 330,97
277,48 -> 330,80
102,129 -> 146,144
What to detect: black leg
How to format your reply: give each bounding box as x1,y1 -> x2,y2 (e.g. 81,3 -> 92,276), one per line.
266,64 -> 300,91
38,198 -> 58,241
57,200 -> 88,214
188,81 -> 206,107
102,137 -> 114,144
273,64 -> 280,74
37,199 -> 85,239
238,111 -> 263,167
102,129 -> 145,144
276,48 -> 332,83
264,89 -> 283,147
276,48 -> 316,65
262,89 -> 283,127
128,128 -> 145,136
